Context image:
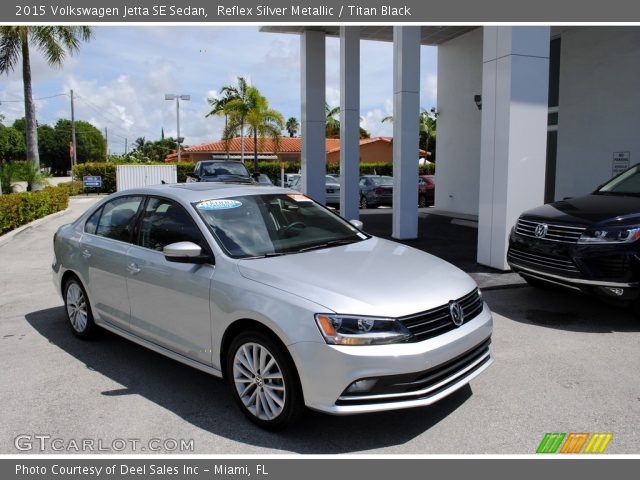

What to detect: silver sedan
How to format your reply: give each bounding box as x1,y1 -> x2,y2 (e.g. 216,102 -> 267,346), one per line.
52,183 -> 493,429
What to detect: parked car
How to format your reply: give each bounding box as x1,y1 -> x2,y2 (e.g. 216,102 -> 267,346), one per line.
508,163 -> 640,310
281,173 -> 300,188
53,183 -> 493,429
359,175 -> 393,208
290,175 -> 341,207
419,175 -> 435,207
256,174 -> 274,186
186,160 -> 254,184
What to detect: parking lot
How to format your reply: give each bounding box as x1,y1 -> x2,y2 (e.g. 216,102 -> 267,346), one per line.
1,197 -> 639,454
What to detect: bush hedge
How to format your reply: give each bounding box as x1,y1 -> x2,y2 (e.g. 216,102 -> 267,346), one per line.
0,185 -> 69,235
71,160 -> 436,193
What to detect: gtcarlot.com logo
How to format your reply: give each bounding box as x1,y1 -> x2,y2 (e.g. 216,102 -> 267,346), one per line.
536,432 -> 613,454
14,435 -> 194,453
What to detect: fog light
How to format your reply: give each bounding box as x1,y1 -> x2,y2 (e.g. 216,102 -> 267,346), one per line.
345,379 -> 377,394
604,287 -> 625,296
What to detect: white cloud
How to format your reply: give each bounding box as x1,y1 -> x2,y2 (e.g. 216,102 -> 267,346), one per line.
423,74 -> 438,105
361,108 -> 393,137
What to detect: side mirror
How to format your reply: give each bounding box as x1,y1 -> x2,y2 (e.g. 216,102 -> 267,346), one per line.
349,219 -> 364,230
163,241 -> 209,264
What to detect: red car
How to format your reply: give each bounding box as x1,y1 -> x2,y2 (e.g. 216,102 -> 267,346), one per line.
419,175 -> 435,207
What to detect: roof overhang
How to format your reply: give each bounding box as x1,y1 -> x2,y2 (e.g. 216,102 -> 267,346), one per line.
260,26 -> 479,46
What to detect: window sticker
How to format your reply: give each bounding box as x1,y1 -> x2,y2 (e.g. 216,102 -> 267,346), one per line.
287,194 -> 312,202
196,199 -> 243,210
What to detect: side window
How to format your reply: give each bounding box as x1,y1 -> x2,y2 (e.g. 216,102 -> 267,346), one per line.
85,207 -> 102,235
95,196 -> 143,243
138,197 -> 205,251
359,178 -> 367,187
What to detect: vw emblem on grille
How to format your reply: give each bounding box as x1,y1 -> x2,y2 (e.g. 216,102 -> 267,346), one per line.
534,223 -> 549,238
449,301 -> 464,327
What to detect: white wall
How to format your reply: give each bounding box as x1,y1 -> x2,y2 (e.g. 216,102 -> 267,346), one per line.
435,28 -> 483,216
555,27 -> 640,199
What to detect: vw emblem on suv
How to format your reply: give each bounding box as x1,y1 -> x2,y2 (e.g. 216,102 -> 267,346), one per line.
449,301 -> 464,327
534,223 -> 549,238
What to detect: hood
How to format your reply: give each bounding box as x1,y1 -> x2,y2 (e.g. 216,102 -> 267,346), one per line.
522,194 -> 640,227
237,237 -> 477,317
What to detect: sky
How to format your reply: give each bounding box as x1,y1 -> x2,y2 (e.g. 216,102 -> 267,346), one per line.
0,27 -> 438,154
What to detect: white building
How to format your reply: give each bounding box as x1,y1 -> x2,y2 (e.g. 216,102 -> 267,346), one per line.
262,26 -> 640,270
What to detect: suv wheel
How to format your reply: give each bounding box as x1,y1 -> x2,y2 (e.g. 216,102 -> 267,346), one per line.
227,332 -> 304,429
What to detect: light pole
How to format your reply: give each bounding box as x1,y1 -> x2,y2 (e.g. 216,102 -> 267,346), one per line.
165,93 -> 190,162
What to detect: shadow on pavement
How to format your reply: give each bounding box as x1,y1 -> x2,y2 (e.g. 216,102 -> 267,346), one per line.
25,306 -> 474,454
484,285 -> 640,333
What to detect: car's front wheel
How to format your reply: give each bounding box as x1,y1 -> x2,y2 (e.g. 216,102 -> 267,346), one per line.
64,277 -> 97,339
227,331 -> 304,429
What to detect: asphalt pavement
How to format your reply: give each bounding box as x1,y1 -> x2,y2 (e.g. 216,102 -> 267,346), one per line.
1,198 -> 638,454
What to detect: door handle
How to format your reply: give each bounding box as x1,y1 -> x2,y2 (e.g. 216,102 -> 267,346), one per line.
127,263 -> 141,274
81,249 -> 91,259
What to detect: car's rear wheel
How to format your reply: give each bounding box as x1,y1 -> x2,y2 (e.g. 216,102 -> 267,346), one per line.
64,277 -> 97,339
359,195 -> 368,209
227,331 -> 304,429
418,195 -> 427,208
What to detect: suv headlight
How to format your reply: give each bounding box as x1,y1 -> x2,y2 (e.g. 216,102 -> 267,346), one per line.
315,314 -> 412,346
578,226 -> 640,244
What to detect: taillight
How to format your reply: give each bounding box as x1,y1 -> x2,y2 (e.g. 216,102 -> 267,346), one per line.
373,187 -> 384,193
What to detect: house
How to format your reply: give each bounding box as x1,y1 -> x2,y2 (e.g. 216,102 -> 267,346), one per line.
164,136 -> 427,164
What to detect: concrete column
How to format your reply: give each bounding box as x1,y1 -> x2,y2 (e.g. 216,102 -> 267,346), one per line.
301,30 -> 326,204
339,26 -> 360,220
477,26 -> 550,270
392,26 -> 420,239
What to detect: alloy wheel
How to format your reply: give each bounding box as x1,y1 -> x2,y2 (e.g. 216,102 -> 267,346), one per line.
66,282 -> 88,333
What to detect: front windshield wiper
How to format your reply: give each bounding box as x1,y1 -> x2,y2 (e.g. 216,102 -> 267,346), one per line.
296,237 -> 361,253
595,191 -> 640,197
242,252 -> 289,259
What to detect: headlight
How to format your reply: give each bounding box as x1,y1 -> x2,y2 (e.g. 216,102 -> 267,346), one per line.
314,314 -> 411,346
578,226 -> 640,244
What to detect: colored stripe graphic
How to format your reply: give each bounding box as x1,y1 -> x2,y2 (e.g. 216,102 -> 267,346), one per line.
560,433 -> 589,453
536,433 -> 566,453
584,433 -> 613,453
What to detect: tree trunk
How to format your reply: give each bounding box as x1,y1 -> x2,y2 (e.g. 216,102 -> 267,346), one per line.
239,120 -> 245,164
21,32 -> 40,170
253,131 -> 259,173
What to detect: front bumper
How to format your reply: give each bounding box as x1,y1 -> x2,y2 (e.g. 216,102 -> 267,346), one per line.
508,232 -> 640,300
289,304 -> 493,414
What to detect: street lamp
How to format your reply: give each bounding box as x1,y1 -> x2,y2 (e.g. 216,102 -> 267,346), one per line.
165,93 -> 190,162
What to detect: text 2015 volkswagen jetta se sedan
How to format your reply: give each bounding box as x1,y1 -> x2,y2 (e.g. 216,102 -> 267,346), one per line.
52,183 -> 493,429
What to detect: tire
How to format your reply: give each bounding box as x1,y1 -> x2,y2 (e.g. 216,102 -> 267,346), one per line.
359,195 -> 368,209
418,195 -> 427,208
226,331 -> 304,430
64,277 -> 97,339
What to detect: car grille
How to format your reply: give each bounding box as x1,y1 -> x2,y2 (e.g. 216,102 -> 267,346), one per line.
398,289 -> 483,342
507,246 -> 580,275
515,218 -> 586,243
586,255 -> 630,278
336,337 -> 492,405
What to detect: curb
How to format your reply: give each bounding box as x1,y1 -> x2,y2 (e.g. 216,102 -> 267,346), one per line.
0,207 -> 70,247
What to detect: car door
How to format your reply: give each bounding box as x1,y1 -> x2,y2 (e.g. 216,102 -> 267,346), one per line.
80,195 -> 144,331
126,196 -> 215,365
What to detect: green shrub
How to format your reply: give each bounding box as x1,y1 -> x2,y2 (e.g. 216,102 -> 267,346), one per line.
0,185 -> 69,235
57,180 -> 85,196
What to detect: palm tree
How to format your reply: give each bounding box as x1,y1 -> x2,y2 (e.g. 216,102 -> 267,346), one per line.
208,76 -> 250,162
285,117 -> 299,138
325,103 -> 341,138
225,87 -> 284,173
382,108 -> 437,153
0,26 -> 93,169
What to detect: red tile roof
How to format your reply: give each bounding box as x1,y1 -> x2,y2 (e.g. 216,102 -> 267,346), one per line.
165,136 -> 427,161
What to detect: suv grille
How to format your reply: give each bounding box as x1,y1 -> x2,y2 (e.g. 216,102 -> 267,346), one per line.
398,289 -> 483,342
515,218 -> 586,243
508,246 -> 580,275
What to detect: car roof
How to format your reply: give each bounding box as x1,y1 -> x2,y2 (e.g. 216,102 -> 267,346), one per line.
112,183 -> 290,204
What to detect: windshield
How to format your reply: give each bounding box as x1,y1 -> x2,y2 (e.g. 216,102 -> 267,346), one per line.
201,161 -> 250,177
371,176 -> 393,186
597,165 -> 640,195
193,193 -> 367,258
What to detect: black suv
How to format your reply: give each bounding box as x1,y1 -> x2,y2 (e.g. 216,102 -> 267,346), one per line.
508,164 -> 640,308
187,160 -> 255,184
